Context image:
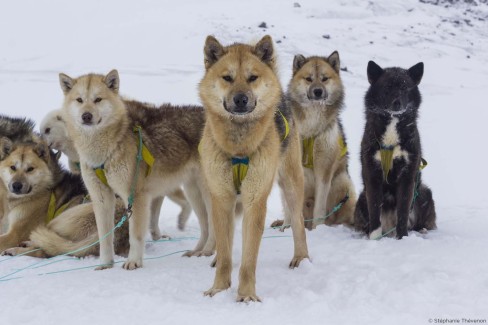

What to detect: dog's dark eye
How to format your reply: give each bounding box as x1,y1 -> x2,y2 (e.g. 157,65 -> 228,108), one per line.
76,98 -> 83,103
94,97 -> 102,103
305,77 -> 313,82
26,167 -> 34,173
10,166 -> 16,171
248,75 -> 258,82
45,128 -> 51,134
322,77 -> 329,82
222,76 -> 233,82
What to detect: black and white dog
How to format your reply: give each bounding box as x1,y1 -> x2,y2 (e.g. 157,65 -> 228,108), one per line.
354,61 -> 437,239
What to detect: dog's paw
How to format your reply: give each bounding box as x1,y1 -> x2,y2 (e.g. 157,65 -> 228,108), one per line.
270,219 -> 284,228
122,260 -> 143,270
150,230 -> 162,241
204,286 -> 228,297
289,255 -> 309,269
1,248 -> 16,256
182,250 -> 214,257
236,294 -> 262,303
94,262 -> 114,271
369,227 -> 383,240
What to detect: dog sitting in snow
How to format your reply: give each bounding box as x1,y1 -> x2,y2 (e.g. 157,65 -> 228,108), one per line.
354,61 -> 437,239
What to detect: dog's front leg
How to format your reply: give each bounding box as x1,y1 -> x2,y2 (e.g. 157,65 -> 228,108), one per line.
277,130 -> 309,267
395,165 -> 417,239
312,171 -> 333,229
364,167 -> 384,240
124,193 -> 151,270
204,192 -> 235,297
236,191 -> 269,303
81,165 -> 116,270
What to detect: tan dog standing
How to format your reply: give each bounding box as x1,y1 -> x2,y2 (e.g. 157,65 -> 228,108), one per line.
58,70 -> 210,270
285,52 -> 356,229
199,35 -> 309,302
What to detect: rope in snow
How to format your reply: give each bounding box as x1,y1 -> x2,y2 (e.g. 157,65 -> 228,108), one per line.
270,192 -> 350,230
0,235 -> 292,283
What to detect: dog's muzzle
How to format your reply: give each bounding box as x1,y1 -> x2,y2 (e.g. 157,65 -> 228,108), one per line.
223,93 -> 256,115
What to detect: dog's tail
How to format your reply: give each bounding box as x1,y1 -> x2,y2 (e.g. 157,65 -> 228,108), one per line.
30,226 -> 99,258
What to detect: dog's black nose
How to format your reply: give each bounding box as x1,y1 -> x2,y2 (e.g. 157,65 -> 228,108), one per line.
233,93 -> 249,109
313,88 -> 323,98
82,112 -> 93,124
12,182 -> 23,193
392,99 -> 401,111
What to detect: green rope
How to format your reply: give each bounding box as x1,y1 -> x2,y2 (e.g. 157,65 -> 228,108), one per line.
271,192 -> 349,230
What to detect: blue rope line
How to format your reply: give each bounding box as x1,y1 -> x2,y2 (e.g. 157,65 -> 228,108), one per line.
0,216 -> 127,281
271,192 -> 349,230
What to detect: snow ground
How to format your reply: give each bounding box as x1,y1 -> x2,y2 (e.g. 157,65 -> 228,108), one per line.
0,0 -> 487,324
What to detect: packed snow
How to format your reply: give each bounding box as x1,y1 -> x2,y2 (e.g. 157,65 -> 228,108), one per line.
0,0 -> 487,324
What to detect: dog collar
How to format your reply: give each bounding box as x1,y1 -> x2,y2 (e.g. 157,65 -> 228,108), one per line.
232,156 -> 249,194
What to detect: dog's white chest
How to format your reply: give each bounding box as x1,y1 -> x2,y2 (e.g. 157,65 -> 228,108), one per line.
374,118 -> 409,163
298,105 -> 326,138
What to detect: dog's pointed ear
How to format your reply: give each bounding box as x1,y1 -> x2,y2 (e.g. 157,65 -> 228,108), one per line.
33,143 -> 49,162
59,73 -> 75,94
408,62 -> 424,86
0,137 -> 13,160
293,55 -> 306,75
254,35 -> 275,66
204,36 -> 225,70
367,61 -> 384,85
328,51 -> 340,73
104,69 -> 120,93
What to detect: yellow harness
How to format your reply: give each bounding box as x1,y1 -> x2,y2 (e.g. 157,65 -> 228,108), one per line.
45,192 -> 70,224
94,126 -> 154,186
379,143 -> 428,182
231,109 -> 289,194
302,136 -> 348,169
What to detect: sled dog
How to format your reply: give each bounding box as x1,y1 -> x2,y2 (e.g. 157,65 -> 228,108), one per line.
59,70 -> 210,270
274,52 -> 356,230
40,109 -> 192,233
0,140 -> 130,257
354,61 -> 437,239
199,35 -> 309,302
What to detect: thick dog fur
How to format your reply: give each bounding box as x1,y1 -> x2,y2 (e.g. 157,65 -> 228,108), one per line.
0,141 -> 80,251
40,109 -> 192,233
354,61 -> 437,239
0,141 -> 129,257
0,115 -> 37,233
59,70 -> 210,270
198,35 -> 309,302
283,52 -> 356,229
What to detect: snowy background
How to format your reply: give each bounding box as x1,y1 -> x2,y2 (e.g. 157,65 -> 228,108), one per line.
1,0 -> 487,324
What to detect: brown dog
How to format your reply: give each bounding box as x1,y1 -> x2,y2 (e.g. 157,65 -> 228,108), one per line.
198,35 -> 309,302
